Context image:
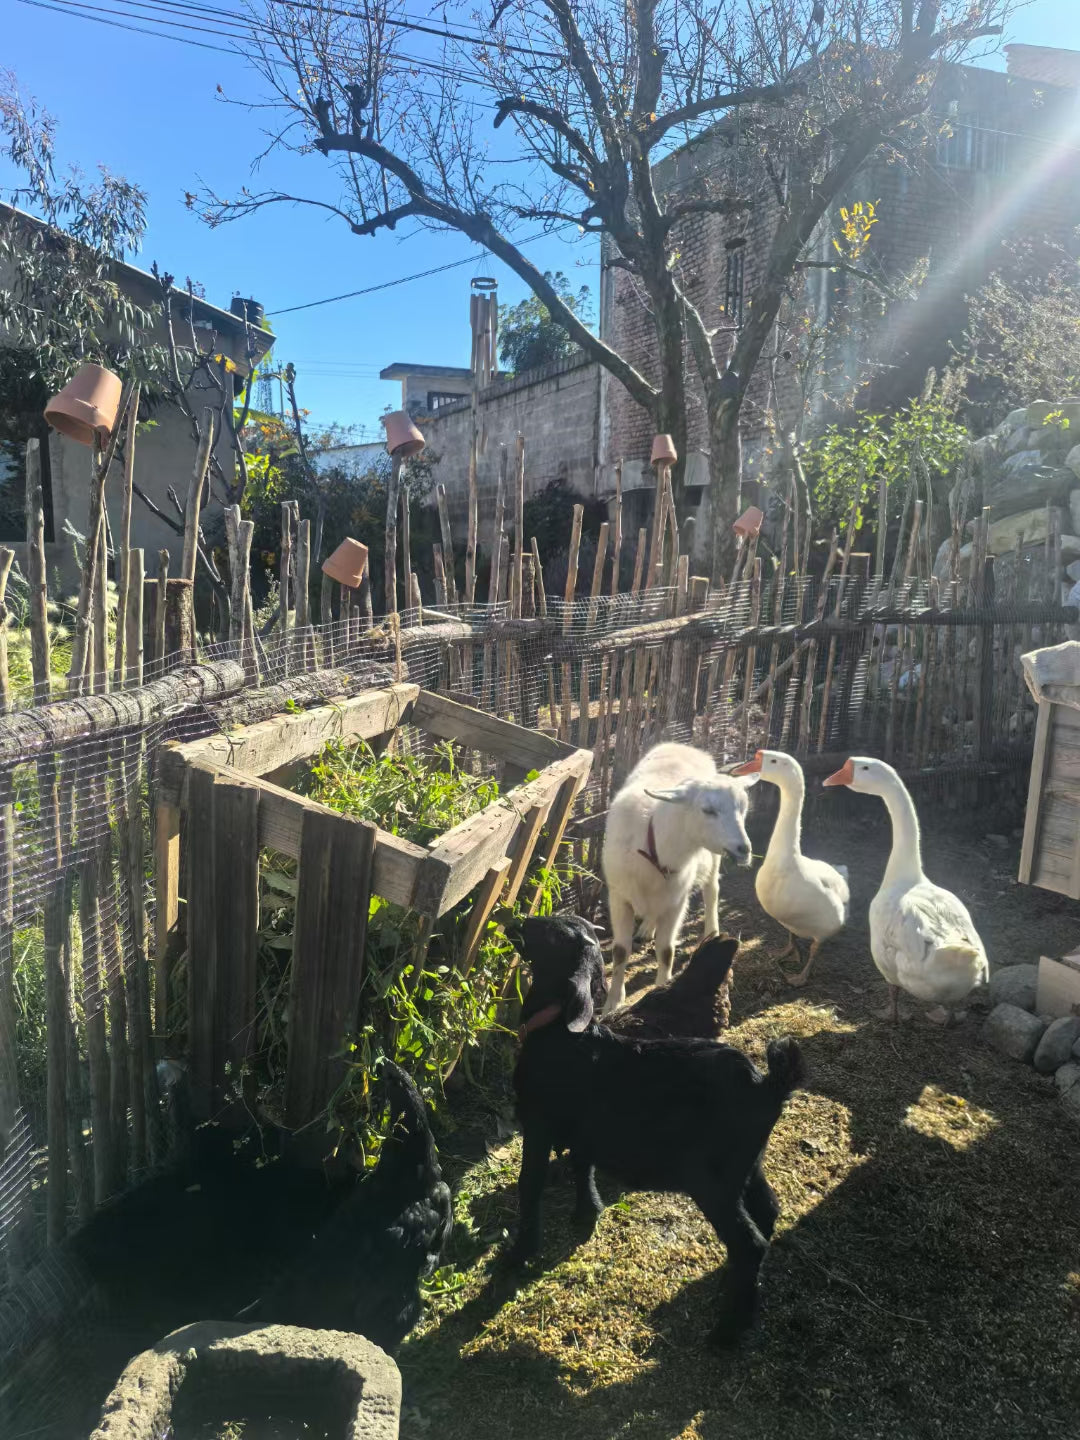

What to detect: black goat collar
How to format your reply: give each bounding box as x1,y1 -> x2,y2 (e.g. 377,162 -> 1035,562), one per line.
517,1002 -> 563,1045
638,817 -> 670,877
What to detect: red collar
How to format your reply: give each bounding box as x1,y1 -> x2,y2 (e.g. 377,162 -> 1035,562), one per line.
638,816 -> 670,877
517,1002 -> 563,1045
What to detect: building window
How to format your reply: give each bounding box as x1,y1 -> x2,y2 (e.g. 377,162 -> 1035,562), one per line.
936,114 -> 1009,174
723,243 -> 745,327
427,390 -> 464,413
0,435 -> 53,544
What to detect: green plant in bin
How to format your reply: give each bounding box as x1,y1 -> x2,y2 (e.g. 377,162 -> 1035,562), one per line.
252,738 -> 569,1163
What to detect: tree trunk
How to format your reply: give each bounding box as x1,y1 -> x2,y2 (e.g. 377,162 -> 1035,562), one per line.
707,396 -> 743,579
653,288 -> 690,512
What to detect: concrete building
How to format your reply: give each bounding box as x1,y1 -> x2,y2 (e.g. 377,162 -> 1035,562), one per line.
0,201 -> 275,591
379,362 -> 474,419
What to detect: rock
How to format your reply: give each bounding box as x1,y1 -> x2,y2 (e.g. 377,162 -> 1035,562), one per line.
1027,400 -> 1055,427
988,964 -> 1039,1012
1034,1016 -> 1080,1073
1055,1061 -> 1080,1095
1072,490 -> 1080,537
984,1003 -> 1046,1063
1001,448 -> 1043,475
970,434 -> 999,465
1073,1036 -> 1080,1061
1061,1083 -> 1080,1125
1004,427 -> 1033,455
1004,407 -> 1030,431
1066,444 -> 1080,481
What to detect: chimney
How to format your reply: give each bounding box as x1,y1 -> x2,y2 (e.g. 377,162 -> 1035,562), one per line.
1004,44 -> 1080,90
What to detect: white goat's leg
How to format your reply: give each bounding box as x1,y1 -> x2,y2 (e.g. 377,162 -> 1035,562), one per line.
604,893 -> 635,1014
654,898 -> 688,987
702,853 -> 721,941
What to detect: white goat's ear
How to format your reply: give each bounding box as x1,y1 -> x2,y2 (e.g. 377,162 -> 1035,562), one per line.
644,784 -> 693,804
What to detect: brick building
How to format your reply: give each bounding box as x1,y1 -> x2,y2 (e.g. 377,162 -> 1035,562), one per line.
599,44 -> 1080,538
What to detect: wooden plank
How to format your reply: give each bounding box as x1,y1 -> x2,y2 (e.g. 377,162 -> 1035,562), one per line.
165,759 -> 426,908
186,764 -> 218,1121
164,684 -> 419,789
1019,698 -> 1053,886
528,770 -> 589,915
153,799 -> 181,1044
459,858 -> 511,975
411,688 -> 573,770
501,803 -> 549,910
285,807 -> 375,1128
414,748 -> 593,916
213,775 -> 260,1075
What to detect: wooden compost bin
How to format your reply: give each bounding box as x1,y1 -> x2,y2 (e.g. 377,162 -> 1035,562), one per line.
1019,694 -> 1080,897
156,683 -> 593,1126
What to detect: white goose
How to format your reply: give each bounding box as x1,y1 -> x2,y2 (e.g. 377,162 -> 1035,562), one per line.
733,749 -> 849,985
823,757 -> 989,1024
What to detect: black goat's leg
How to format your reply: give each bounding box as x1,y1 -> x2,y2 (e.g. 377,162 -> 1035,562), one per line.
507,1128 -> 551,1266
571,1153 -> 603,1238
696,1195 -> 769,1346
742,1161 -> 779,1242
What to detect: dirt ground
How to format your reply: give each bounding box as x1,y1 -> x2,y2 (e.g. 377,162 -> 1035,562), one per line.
398,806 -> 1080,1440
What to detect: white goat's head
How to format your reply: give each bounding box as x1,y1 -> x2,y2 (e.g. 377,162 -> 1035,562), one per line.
645,774 -> 757,866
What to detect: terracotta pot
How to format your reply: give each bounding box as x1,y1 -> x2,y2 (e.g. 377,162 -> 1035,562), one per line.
733,505 -> 764,539
383,410 -> 426,457
322,537 -> 369,589
650,433 -> 678,466
44,363 -> 123,446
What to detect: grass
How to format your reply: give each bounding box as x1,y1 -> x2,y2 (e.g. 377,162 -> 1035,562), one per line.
389,811 -> 1080,1440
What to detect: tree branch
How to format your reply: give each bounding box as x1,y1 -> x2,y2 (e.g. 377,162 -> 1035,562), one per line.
642,79 -> 806,145
795,259 -> 896,295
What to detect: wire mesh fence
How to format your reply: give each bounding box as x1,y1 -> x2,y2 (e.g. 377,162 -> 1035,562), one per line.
0,562 -> 1068,1433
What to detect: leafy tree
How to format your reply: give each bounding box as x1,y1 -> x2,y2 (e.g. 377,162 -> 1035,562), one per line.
498,272 -> 592,375
803,385 -> 968,564
957,238 -> 1080,433
202,0 -> 1013,577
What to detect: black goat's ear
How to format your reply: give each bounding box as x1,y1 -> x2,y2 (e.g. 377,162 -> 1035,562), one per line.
564,971 -> 595,1032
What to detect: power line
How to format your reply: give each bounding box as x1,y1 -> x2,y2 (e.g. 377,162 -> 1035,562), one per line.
266,223 -> 585,315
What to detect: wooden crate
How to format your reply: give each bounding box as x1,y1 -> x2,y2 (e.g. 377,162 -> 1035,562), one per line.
1019,697 -> 1080,898
155,683 -> 592,1123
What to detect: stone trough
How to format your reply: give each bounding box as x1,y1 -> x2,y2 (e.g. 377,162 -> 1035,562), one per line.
90,1321 -> 401,1440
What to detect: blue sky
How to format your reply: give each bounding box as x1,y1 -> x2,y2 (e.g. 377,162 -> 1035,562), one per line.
3,0 -> 1077,434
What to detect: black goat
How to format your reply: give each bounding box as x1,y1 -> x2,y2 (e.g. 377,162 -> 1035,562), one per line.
511,915 -> 806,1345
259,1060 -> 453,1352
607,934 -> 739,1041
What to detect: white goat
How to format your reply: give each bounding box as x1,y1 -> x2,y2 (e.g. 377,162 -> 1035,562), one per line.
600,742 -> 758,1014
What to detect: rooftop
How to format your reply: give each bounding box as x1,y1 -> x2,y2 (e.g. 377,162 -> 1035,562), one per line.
1004,44 -> 1080,90
379,362 -> 472,381
0,201 -> 275,362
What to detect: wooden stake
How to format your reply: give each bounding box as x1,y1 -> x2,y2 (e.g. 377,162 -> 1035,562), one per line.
112,382 -> 141,687
279,501 -> 293,662
530,536 -> 548,617
436,483 -> 458,607
512,434 -> 525,617
611,460 -> 623,598
154,549 -> 170,667
385,453 -> 402,617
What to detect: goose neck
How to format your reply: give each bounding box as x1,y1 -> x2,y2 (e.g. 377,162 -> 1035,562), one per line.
881,780 -> 924,886
768,772 -> 805,859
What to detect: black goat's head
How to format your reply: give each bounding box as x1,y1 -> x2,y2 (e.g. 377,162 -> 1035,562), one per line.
513,914 -> 608,1033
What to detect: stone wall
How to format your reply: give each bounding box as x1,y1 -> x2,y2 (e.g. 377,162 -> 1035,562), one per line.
937,398 -> 1080,597
419,351 -> 600,548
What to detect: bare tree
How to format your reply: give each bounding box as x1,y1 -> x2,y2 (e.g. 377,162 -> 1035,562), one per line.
203,0 -> 1013,576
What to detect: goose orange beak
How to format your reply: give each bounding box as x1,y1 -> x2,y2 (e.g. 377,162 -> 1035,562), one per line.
823,758 -> 855,788
732,751 -> 763,776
